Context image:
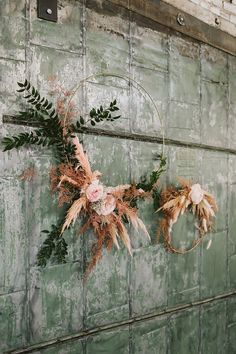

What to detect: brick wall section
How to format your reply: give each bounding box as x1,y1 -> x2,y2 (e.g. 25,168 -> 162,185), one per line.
163,0 -> 236,36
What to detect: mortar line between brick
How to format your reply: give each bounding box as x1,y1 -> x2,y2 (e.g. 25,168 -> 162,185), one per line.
7,290 -> 236,354
3,115 -> 236,156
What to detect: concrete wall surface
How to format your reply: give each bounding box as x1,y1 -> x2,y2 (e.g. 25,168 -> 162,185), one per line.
0,0 -> 236,353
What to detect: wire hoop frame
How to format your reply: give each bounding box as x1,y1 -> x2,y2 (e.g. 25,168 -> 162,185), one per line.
64,72 -> 165,155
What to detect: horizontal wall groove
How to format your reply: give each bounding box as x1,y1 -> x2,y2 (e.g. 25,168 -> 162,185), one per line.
0,56 -> 25,63
29,42 -> 84,56
7,290 -> 236,354
3,115 -> 236,156
0,289 -> 25,298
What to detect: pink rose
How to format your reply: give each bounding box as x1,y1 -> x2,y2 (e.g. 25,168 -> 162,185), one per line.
189,183 -> 204,205
86,180 -> 104,202
99,194 -> 116,216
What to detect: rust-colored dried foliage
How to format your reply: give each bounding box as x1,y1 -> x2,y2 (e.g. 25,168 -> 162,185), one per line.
51,137 -> 150,276
19,167 -> 37,182
48,76 -> 78,134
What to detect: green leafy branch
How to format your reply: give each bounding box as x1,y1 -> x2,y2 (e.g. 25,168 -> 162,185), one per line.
69,99 -> 120,133
89,99 -> 120,125
2,80 -> 122,267
137,153 -> 167,192
128,154 -> 166,210
2,81 -> 121,164
16,79 -> 58,122
37,222 -> 68,267
2,81 -> 66,159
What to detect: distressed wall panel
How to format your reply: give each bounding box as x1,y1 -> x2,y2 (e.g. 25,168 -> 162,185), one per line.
0,179 -> 27,295
29,0 -> 83,53
0,0 -> 236,352
169,308 -> 200,354
0,291 -> 27,352
201,300 -> 227,354
0,1 -> 26,61
29,263 -> 83,344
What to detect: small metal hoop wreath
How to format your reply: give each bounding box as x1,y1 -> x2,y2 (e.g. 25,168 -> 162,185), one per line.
159,217 -> 207,255
157,181 -> 218,254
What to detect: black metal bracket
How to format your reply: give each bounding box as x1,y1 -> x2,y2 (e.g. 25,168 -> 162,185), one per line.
37,0 -> 58,22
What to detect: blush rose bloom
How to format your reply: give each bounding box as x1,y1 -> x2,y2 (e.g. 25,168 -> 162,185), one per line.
99,194 -> 116,216
189,183 -> 204,205
86,179 -> 104,203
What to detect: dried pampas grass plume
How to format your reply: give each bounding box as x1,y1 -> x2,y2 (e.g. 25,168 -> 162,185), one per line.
61,196 -> 87,234
72,136 -> 93,179
55,139 -> 151,275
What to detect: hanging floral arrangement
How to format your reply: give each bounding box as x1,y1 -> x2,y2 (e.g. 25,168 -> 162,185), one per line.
3,79 -> 166,276
157,179 -> 218,254
50,135 -> 153,275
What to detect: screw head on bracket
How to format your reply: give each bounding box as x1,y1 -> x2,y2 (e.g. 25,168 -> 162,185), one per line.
177,13 -> 185,26
46,8 -> 53,15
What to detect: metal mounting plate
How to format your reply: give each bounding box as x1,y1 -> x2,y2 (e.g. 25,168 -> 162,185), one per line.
37,0 -> 58,22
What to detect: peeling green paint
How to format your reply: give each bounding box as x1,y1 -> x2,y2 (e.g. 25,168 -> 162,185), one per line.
0,0 -> 236,353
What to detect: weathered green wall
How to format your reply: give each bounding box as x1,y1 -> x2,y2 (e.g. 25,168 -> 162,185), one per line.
0,0 -> 236,353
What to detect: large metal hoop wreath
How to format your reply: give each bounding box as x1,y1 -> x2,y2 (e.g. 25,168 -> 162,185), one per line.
64,71 -> 165,155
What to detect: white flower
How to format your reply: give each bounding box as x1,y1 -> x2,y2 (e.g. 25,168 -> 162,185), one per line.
189,183 -> 204,205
